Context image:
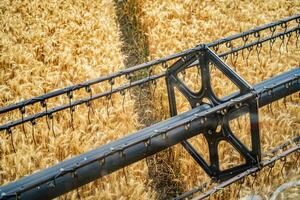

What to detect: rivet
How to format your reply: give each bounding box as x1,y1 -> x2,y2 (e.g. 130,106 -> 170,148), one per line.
162,132 -> 167,139
268,89 -> 272,96
144,139 -> 150,147
99,158 -> 105,166
119,150 -> 125,158
72,171 -> 77,178
185,123 -> 190,131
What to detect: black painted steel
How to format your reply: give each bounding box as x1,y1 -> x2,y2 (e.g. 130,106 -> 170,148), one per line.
1,67 -> 299,200
166,45 -> 260,180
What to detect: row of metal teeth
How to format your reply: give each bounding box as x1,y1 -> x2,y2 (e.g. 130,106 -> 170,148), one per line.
0,19 -> 299,149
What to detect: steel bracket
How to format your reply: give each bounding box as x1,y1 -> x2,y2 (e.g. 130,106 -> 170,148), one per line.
166,45 -> 261,180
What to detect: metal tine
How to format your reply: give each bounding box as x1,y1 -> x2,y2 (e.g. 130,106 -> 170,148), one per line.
86,101 -> 92,124
279,34 -> 285,55
86,85 -> 95,122
227,40 -> 237,68
148,68 -> 153,100
70,106 -> 75,130
212,44 -> 219,53
19,106 -> 27,138
294,152 -> 300,171
256,43 -> 263,64
109,78 -> 115,107
269,38 -> 276,58
269,25 -> 277,58
266,161 -> 275,184
148,67 -> 153,79
30,119 -> 37,146
280,156 -> 287,178
269,25 -> 276,35
253,31 -> 262,63
280,21 -> 288,30
279,22 -> 288,54
225,41 -> 233,49
253,30 -> 260,39
67,91 -> 74,130
246,45 -> 253,67
49,113 -> 56,137
40,101 -> 51,131
118,89 -> 125,113
285,32 -> 292,52
268,103 -> 274,116
223,41 -> 231,62
126,74 -> 133,100
106,95 -> 110,117
241,34 -> 249,60
139,83 -> 144,108
162,61 -> 168,69
85,86 -> 92,124
237,177 -> 245,199
7,128 -> 15,153
231,51 -> 238,70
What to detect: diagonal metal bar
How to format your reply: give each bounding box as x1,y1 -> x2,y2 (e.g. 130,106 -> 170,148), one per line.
0,67 -> 299,200
181,141 -> 213,177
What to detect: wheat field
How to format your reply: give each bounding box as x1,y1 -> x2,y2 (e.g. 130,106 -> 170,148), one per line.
0,0 -> 299,199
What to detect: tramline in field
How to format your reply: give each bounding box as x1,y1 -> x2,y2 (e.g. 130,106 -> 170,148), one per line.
0,14 -> 299,200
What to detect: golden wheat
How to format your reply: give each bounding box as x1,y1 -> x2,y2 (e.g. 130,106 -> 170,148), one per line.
0,0 -> 153,199
1,0 -> 300,199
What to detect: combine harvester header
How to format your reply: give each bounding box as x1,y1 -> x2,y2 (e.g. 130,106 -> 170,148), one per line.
0,14 -> 299,199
